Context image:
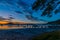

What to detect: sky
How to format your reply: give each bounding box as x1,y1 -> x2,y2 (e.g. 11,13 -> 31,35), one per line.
0,0 -> 60,23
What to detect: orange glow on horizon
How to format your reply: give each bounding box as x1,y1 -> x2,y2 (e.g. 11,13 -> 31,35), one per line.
0,20 -> 30,29
0,21 -> 8,24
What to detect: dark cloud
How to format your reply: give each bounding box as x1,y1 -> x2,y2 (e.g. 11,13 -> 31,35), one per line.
26,15 -> 41,21
0,16 -> 8,21
5,0 -> 14,5
17,0 -> 29,8
15,11 -> 23,14
0,16 -> 15,21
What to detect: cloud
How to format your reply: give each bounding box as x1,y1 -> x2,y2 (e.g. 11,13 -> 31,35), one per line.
0,16 -> 9,21
15,11 -> 23,14
0,0 -> 57,23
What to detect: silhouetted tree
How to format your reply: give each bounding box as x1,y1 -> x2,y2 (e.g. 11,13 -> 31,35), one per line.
48,20 -> 60,24
32,0 -> 60,17
32,0 -> 46,10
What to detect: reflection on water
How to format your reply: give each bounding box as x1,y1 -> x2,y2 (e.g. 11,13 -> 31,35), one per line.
0,25 -> 60,40
0,24 -> 60,40
0,24 -> 60,29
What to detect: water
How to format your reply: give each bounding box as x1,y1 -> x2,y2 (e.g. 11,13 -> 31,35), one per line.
0,28 -> 59,40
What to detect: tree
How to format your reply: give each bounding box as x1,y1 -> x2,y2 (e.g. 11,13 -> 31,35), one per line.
32,0 -> 60,17
32,0 -> 46,10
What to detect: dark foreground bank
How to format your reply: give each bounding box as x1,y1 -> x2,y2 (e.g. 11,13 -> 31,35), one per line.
0,28 -> 60,40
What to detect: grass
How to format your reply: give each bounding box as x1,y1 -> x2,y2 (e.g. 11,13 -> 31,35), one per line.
32,30 -> 60,40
